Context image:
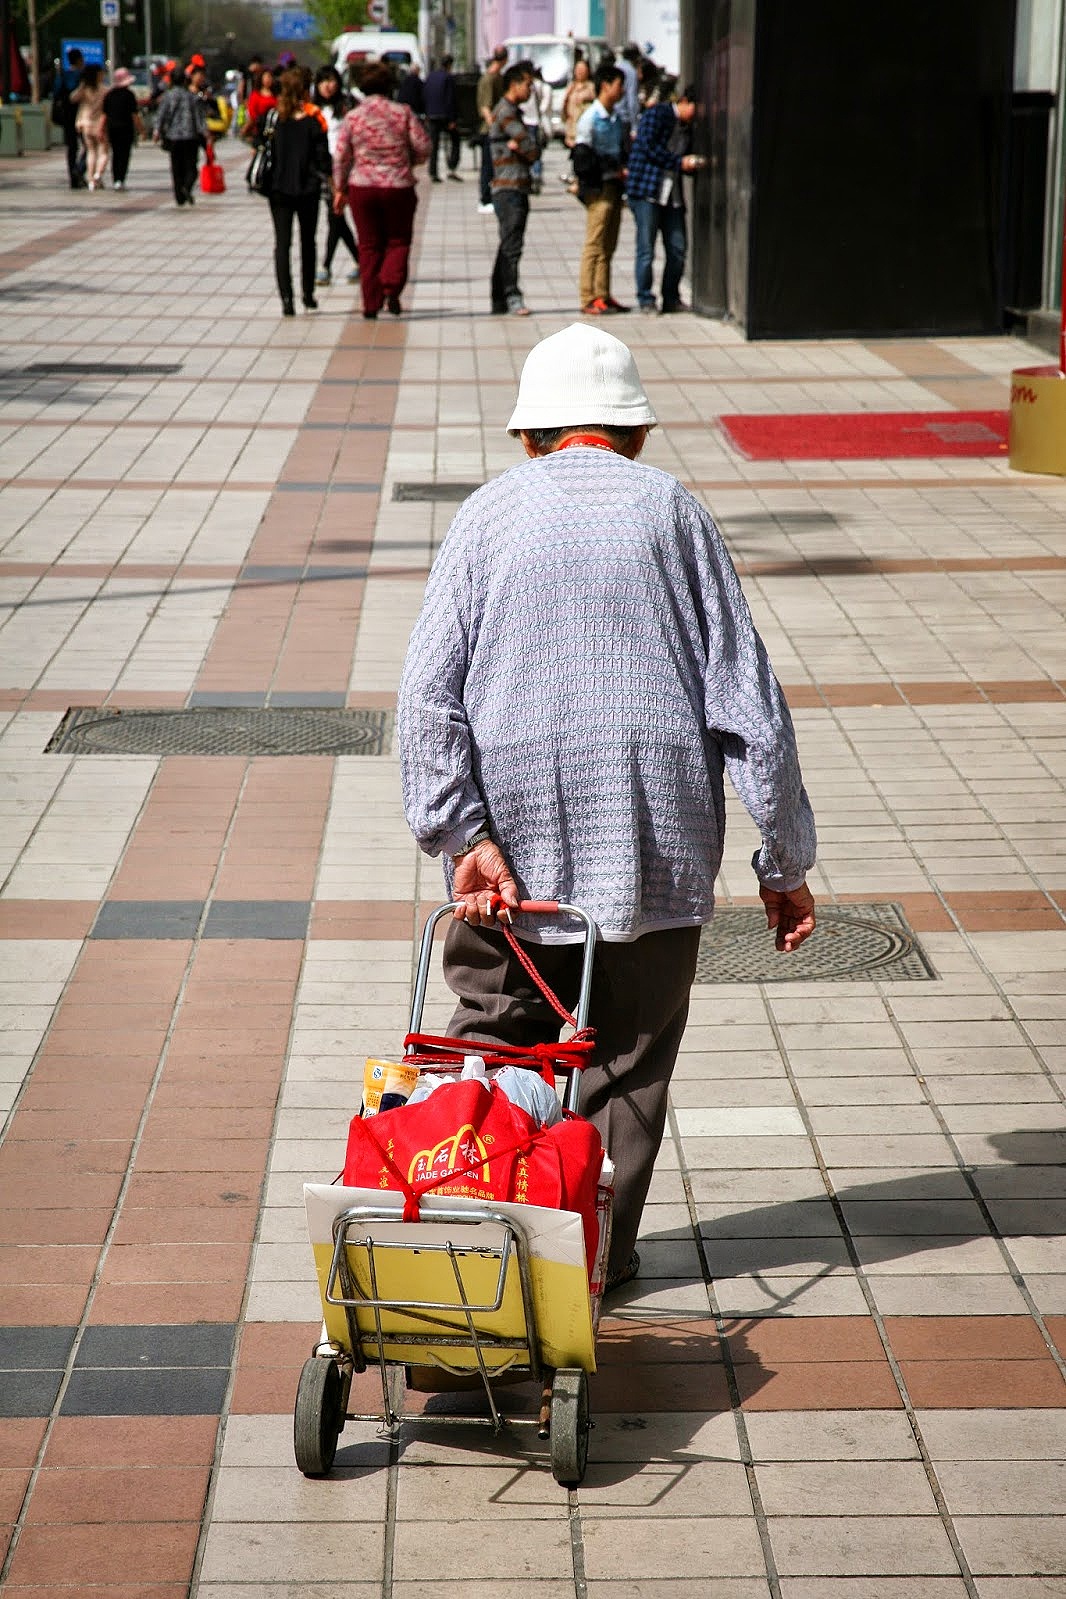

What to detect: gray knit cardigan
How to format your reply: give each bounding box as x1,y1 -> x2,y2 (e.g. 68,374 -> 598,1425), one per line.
397,447 -> 816,942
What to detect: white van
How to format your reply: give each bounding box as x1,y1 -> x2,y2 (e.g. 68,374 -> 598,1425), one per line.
503,34 -> 610,138
332,30 -> 425,81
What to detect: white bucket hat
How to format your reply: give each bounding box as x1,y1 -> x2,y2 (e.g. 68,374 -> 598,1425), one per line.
506,323 -> 657,433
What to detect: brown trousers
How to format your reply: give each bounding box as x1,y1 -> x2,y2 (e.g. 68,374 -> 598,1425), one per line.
579,181 -> 623,305
443,920 -> 702,1276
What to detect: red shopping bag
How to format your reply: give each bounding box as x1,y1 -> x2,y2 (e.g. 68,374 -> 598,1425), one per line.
343,1079 -> 604,1274
200,143 -> 226,194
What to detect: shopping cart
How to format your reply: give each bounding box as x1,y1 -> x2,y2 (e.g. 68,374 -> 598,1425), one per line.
294,899 -> 611,1487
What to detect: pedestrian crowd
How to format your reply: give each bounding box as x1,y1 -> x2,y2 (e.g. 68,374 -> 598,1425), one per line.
49,39 -> 705,323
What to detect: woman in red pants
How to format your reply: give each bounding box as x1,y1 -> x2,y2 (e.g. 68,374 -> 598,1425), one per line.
332,62 -> 431,319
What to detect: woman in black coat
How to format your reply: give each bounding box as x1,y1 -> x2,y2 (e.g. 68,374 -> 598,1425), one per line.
253,67 -> 333,316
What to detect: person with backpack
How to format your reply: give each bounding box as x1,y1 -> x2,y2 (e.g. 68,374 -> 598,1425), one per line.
573,62 -> 629,314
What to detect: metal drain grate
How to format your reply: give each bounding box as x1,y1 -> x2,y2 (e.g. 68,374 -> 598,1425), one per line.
695,903 -> 935,984
45,706 -> 394,757
392,481 -> 483,502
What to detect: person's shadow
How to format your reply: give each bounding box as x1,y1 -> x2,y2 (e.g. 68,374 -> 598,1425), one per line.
330,1130 -> 1063,1487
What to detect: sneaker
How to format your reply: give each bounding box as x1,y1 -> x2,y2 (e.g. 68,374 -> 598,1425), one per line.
430,174 -> 442,183
659,301 -> 689,314
582,297 -> 611,315
113,179 -> 124,191
639,302 -> 657,315
606,296 -> 630,313
447,171 -> 463,182
347,266 -> 360,283
477,202 -> 495,215
509,303 -> 531,317
303,296 -> 318,311
386,293 -> 402,316
281,298 -> 295,317
315,267 -> 331,285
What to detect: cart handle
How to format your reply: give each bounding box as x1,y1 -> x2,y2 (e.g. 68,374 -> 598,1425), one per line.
406,900 -> 600,1114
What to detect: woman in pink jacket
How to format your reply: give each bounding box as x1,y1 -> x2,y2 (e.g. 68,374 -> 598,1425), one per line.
333,62 -> 431,319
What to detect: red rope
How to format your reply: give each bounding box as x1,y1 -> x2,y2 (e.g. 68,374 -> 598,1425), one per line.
500,921 -> 579,1028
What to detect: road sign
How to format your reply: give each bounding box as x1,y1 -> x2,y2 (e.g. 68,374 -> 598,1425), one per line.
62,37 -> 106,66
272,9 -> 316,39
100,0 -> 120,24
367,0 -> 389,22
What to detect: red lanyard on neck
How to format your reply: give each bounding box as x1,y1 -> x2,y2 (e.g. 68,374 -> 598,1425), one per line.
555,433 -> 620,454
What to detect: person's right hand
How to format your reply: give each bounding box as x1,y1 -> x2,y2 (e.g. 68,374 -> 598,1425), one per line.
760,882 -> 816,952
452,841 -> 520,927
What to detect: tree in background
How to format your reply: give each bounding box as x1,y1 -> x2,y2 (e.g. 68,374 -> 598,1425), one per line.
306,0 -> 418,56
14,0 -> 309,99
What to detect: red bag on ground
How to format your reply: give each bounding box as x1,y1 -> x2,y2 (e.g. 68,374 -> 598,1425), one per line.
200,143 -> 226,194
343,1079 -> 604,1273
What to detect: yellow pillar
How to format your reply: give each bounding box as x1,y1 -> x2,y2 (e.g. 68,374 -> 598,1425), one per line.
1009,365 -> 1066,476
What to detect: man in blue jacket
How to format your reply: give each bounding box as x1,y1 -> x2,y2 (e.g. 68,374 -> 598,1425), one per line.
424,54 -> 462,183
626,85 -> 705,314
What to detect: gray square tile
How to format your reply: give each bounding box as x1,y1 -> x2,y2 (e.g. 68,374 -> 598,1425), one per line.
75,1323 -> 235,1369
0,1368 -> 64,1417
0,1325 -> 76,1369
91,900 -> 203,939
203,900 -> 310,940
61,1366 -> 230,1415
188,692 -> 267,707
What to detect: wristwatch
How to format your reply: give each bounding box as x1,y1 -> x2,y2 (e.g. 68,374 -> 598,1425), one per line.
451,826 -> 492,860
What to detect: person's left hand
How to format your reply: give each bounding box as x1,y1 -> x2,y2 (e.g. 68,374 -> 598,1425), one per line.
760,881 -> 816,952
452,841 -> 520,927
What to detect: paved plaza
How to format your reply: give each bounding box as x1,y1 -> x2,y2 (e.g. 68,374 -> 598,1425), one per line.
1,136 -> 1065,1597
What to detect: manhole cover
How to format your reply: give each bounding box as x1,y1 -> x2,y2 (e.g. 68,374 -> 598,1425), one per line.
45,706 -> 393,757
695,903 -> 934,983
393,481 -> 482,502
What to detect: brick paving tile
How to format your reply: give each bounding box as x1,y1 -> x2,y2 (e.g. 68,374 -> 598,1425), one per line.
4,141 -> 1066,1598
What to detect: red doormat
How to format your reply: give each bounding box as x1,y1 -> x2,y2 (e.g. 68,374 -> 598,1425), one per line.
720,411 -> 1010,460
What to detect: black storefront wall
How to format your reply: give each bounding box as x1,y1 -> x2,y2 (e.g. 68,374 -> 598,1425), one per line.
682,0 -> 1017,338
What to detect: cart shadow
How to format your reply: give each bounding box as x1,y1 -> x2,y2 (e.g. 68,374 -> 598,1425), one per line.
331,1318 -> 772,1489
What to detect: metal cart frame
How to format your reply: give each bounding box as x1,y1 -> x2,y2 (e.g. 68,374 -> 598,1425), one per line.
294,900 -> 603,1487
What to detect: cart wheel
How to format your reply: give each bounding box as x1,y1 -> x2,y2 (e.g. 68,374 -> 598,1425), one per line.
294,1356 -> 344,1477
550,1368 -> 590,1487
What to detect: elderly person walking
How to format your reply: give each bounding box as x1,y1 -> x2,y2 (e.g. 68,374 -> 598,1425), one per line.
333,61 -> 431,320
155,66 -> 207,206
397,325 -> 817,1293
